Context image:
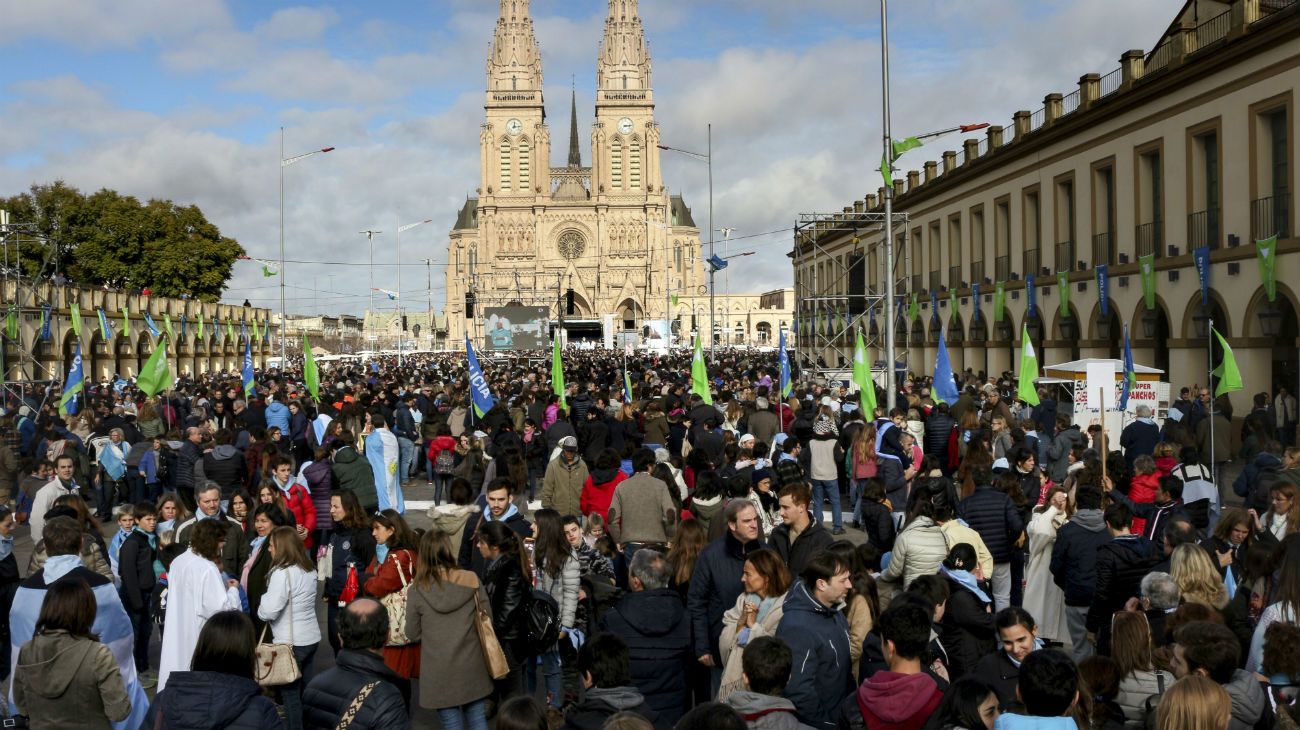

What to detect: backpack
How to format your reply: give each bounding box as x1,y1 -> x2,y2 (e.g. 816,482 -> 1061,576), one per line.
525,588 -> 561,656
435,448 -> 456,475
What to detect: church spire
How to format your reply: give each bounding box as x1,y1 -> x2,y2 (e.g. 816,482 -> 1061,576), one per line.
596,0 -> 651,94
567,84 -> 582,167
486,0 -> 543,94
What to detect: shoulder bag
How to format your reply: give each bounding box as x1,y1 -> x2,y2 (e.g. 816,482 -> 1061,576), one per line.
334,681 -> 380,730
255,570 -> 302,686
472,589 -> 511,679
380,551 -> 413,646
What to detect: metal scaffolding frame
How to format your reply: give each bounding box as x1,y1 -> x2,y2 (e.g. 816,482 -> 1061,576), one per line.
792,211 -> 911,383
0,210 -> 62,409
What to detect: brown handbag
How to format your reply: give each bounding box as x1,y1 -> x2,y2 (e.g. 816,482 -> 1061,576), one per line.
472,590 -> 511,680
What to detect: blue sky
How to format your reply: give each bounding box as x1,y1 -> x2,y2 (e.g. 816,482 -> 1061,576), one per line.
0,0 -> 1175,315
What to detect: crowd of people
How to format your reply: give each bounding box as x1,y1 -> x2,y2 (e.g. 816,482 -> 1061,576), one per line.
0,345 -> 1296,729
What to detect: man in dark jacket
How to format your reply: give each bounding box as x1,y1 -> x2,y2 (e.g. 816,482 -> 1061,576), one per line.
458,480 -> 532,576
769,482 -> 833,577
1108,476 -> 1190,550
1049,487 -> 1110,662
201,429 -> 246,503
391,396 -> 418,485
175,483 -> 249,577
922,402 -> 955,468
957,465 -> 1023,612
777,550 -> 855,729
1047,417 -> 1085,484
331,436 -> 378,511
562,632 -> 666,730
687,499 -> 764,696
599,550 -> 690,725
175,427 -> 204,494
304,598 -> 410,729
1119,405 -> 1161,471
1085,502 -> 1161,656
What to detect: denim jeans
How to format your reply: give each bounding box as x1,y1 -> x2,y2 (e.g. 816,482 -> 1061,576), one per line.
527,646 -> 563,708
436,699 -> 488,730
281,642 -> 318,730
397,437 -> 415,485
811,479 -> 842,531
433,475 -> 452,505
849,478 -> 865,525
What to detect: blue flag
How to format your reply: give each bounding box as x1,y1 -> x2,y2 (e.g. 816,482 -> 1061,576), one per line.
778,329 -> 792,399
932,328 -> 960,405
1026,274 -> 1037,316
142,312 -> 161,338
96,307 -> 114,341
972,283 -> 981,320
707,254 -> 729,272
1193,246 -> 1211,305
930,290 -> 939,323
59,343 -> 84,416
39,305 -> 51,341
241,339 -> 256,398
1119,323 -> 1136,412
1095,264 -> 1110,317
180,314 -> 187,340
464,336 -> 497,418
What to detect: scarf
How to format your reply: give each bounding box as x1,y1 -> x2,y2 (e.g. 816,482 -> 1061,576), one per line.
1006,638 -> 1046,668
747,593 -> 780,624
375,543 -> 389,565
44,554 -> 82,583
133,527 -> 157,550
0,535 -> 13,562
941,566 -> 991,604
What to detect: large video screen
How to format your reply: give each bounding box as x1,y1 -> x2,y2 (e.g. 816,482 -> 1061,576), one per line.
483,306 -> 551,350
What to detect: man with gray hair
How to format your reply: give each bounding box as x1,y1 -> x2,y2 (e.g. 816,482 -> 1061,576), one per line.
1120,403 -> 1160,471
1135,571 -> 1181,647
748,395 -> 780,448
599,548 -> 691,724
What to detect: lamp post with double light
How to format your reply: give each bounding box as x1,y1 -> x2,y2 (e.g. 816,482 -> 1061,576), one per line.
658,127 -> 716,357
279,129 -> 333,362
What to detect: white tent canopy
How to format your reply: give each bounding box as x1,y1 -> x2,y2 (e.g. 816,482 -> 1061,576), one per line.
1042,358 -> 1164,375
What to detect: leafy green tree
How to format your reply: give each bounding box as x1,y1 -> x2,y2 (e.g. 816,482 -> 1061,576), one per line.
1,181 -> 245,301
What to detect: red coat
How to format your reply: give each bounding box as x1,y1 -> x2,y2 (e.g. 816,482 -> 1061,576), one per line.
580,470 -> 627,522
280,482 -> 317,549
1128,473 -> 1160,536
363,548 -> 420,678
426,435 -> 457,461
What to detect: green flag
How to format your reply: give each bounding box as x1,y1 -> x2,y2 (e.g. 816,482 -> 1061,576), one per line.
120,307 -> 130,338
252,318 -> 261,342
162,313 -> 174,341
70,301 -> 82,338
4,306 -> 16,341
1057,271 -> 1070,318
690,332 -> 712,405
853,328 -> 877,415
1017,325 -> 1041,406
671,294 -> 679,308
949,290 -> 958,323
225,317 -> 235,343
1211,327 -> 1243,398
880,136 -> 923,187
303,334 -> 320,400
994,282 -> 1006,323
551,336 -> 566,410
1139,253 -> 1157,310
1257,235 -> 1278,303
908,292 -> 920,322
136,338 -> 173,397
262,265 -> 277,277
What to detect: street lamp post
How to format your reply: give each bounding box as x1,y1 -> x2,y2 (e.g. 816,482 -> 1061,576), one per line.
279,128 -> 333,364
658,126 -> 716,358
395,219 -> 433,366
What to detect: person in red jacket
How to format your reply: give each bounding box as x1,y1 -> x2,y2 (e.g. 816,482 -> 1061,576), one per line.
267,455 -> 316,549
425,424 -> 459,505
1127,455 -> 1160,536
580,448 -> 628,522
841,600 -> 944,730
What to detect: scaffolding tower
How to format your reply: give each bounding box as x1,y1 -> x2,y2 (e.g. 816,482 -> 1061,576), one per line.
792,210 -> 911,385
0,208 -> 62,410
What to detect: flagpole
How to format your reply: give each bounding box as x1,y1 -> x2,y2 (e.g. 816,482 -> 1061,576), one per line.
1208,317 -> 1216,482
880,0 -> 898,413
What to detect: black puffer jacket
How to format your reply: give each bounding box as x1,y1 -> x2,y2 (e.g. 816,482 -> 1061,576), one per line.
599,588 -> 692,725
858,499 -> 896,552
972,650 -> 1021,710
1085,535 -> 1161,636
938,577 -> 996,680
147,670 -> 281,730
1049,509 -> 1110,607
687,532 -> 764,662
957,485 -> 1024,563
483,555 -> 530,643
201,445 -> 246,500
303,649 -> 410,730
924,412 -> 955,458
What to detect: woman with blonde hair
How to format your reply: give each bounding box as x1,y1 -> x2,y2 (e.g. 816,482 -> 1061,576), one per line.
1170,543 -> 1228,609
1111,611 -> 1173,728
407,528 -> 493,730
1154,675 -> 1231,730
717,548 -> 791,699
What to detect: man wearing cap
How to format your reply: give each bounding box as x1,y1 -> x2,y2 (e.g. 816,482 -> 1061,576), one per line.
748,396 -> 780,447
542,435 -> 589,518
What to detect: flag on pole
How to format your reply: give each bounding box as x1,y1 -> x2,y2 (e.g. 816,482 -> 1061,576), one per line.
303,334 -> 320,400
671,294 -> 679,307
241,339 -> 256,398
853,328 -> 877,415
1139,253 -> 1157,310
142,312 -> 161,338
623,370 -> 634,403
373,288 -> 399,301
949,290 -> 958,323
880,136 -> 924,187
136,339 -> 173,397
1095,265 -> 1110,317
1119,323 -> 1136,412
1211,327 -> 1243,398
262,265 -> 277,277
778,329 -> 792,400
252,318 -> 261,343
119,307 -> 130,338
4,306 -> 16,341
933,328 -> 960,405
180,314 -> 187,340
1194,246 -> 1211,305
162,313 -> 174,342
1017,325 -> 1041,406
908,292 -> 920,322
96,308 -> 113,341
551,335 -> 567,410
1257,235 -> 1278,303
40,305 -> 51,341
690,332 -> 712,405
70,301 -> 82,338
58,343 -> 84,416
465,336 -> 497,418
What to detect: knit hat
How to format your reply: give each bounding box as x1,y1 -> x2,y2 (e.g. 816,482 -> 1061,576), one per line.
752,468 -> 773,485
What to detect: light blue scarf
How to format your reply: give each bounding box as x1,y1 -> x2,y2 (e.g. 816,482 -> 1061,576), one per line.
941,566 -> 992,604
375,543 -> 389,565
0,535 -> 13,562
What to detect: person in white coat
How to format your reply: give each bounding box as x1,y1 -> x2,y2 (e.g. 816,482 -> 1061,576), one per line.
1023,486 -> 1071,644
157,519 -> 242,692
257,526 -> 321,730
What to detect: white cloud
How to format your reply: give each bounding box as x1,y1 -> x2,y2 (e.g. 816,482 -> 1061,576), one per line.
253,7 -> 340,43
0,0 -> 231,49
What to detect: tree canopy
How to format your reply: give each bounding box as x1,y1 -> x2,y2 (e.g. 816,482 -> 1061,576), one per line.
2,181 -> 245,302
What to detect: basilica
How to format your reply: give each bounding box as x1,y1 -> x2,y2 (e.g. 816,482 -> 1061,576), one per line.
442,0 -> 791,349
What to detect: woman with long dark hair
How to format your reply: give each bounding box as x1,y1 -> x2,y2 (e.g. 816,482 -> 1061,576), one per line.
527,508 -> 579,710
477,520 -> 533,702
878,477 -> 949,588
324,490 -> 374,656
240,503 -> 292,637
717,548 -> 790,699
148,611 -> 280,728
930,676 -> 999,729
363,509 -> 420,678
